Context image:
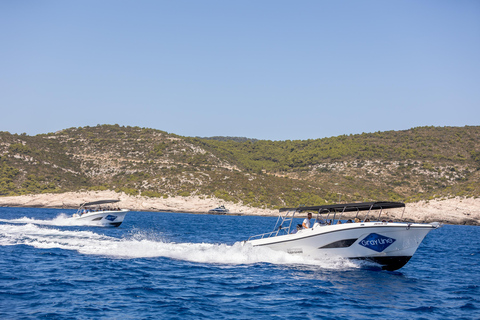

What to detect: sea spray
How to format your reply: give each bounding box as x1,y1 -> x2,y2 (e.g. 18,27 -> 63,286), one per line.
0,221 -> 355,269
0,212 -> 92,227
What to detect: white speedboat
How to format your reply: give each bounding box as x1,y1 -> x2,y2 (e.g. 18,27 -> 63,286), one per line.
71,200 -> 129,227
245,202 -> 441,271
208,205 -> 229,214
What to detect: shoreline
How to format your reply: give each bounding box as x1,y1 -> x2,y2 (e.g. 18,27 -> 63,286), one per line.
0,191 -> 479,225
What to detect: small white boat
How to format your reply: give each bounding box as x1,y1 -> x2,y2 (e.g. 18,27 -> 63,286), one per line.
208,205 -> 229,214
71,200 -> 129,227
245,202 -> 441,271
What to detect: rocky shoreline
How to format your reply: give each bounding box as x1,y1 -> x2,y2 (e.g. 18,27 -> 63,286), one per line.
0,191 -> 479,225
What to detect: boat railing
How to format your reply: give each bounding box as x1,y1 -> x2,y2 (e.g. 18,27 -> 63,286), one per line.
247,230 -> 283,241
247,209 -> 296,241
247,202 -> 409,241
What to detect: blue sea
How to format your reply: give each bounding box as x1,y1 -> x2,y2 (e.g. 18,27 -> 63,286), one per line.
1,207 -> 479,320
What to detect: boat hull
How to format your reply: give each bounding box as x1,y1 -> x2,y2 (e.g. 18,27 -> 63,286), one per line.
72,209 -> 129,227
247,222 -> 438,271
208,209 -> 229,214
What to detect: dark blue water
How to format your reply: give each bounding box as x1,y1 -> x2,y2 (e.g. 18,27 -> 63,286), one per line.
1,207 -> 479,319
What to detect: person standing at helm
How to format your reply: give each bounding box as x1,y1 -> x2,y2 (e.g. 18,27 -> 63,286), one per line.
303,212 -> 312,229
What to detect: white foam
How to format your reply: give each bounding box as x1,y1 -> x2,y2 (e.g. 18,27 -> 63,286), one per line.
0,222 -> 357,269
0,213 -> 92,227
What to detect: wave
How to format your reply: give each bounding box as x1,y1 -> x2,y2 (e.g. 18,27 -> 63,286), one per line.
0,222 -> 358,269
0,213 -> 92,227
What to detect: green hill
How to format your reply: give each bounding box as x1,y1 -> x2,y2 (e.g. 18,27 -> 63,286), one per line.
1,125 -> 479,208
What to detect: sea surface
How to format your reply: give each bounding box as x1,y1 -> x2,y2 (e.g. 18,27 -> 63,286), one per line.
0,207 -> 479,320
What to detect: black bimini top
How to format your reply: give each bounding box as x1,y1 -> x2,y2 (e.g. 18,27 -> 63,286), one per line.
82,200 -> 121,207
280,201 -> 405,213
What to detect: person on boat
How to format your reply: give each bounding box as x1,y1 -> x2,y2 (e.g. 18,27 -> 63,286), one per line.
302,212 -> 312,229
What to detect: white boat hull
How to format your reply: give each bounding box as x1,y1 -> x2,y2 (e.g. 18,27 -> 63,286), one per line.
247,222 -> 439,271
71,209 -> 129,227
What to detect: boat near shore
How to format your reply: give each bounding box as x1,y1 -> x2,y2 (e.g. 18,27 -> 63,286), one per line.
208,205 -> 229,214
71,200 -> 128,227
244,202 -> 441,271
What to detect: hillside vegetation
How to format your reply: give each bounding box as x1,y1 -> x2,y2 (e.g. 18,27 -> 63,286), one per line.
1,125 -> 479,209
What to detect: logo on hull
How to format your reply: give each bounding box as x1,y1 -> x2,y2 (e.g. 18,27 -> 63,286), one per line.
105,215 -> 117,221
359,233 -> 396,252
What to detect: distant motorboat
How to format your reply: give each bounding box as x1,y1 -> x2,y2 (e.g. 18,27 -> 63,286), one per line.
244,202 -> 441,271
208,205 -> 229,214
71,200 -> 128,227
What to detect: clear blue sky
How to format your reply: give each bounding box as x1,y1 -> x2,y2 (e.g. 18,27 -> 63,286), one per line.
1,1 -> 479,140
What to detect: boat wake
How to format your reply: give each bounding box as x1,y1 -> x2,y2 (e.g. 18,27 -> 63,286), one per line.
0,222 -> 359,270
0,214 -> 95,227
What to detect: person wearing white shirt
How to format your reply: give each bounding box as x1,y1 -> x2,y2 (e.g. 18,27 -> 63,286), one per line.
302,212 -> 312,229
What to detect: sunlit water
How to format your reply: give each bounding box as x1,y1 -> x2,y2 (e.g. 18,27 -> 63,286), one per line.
0,207 -> 479,319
